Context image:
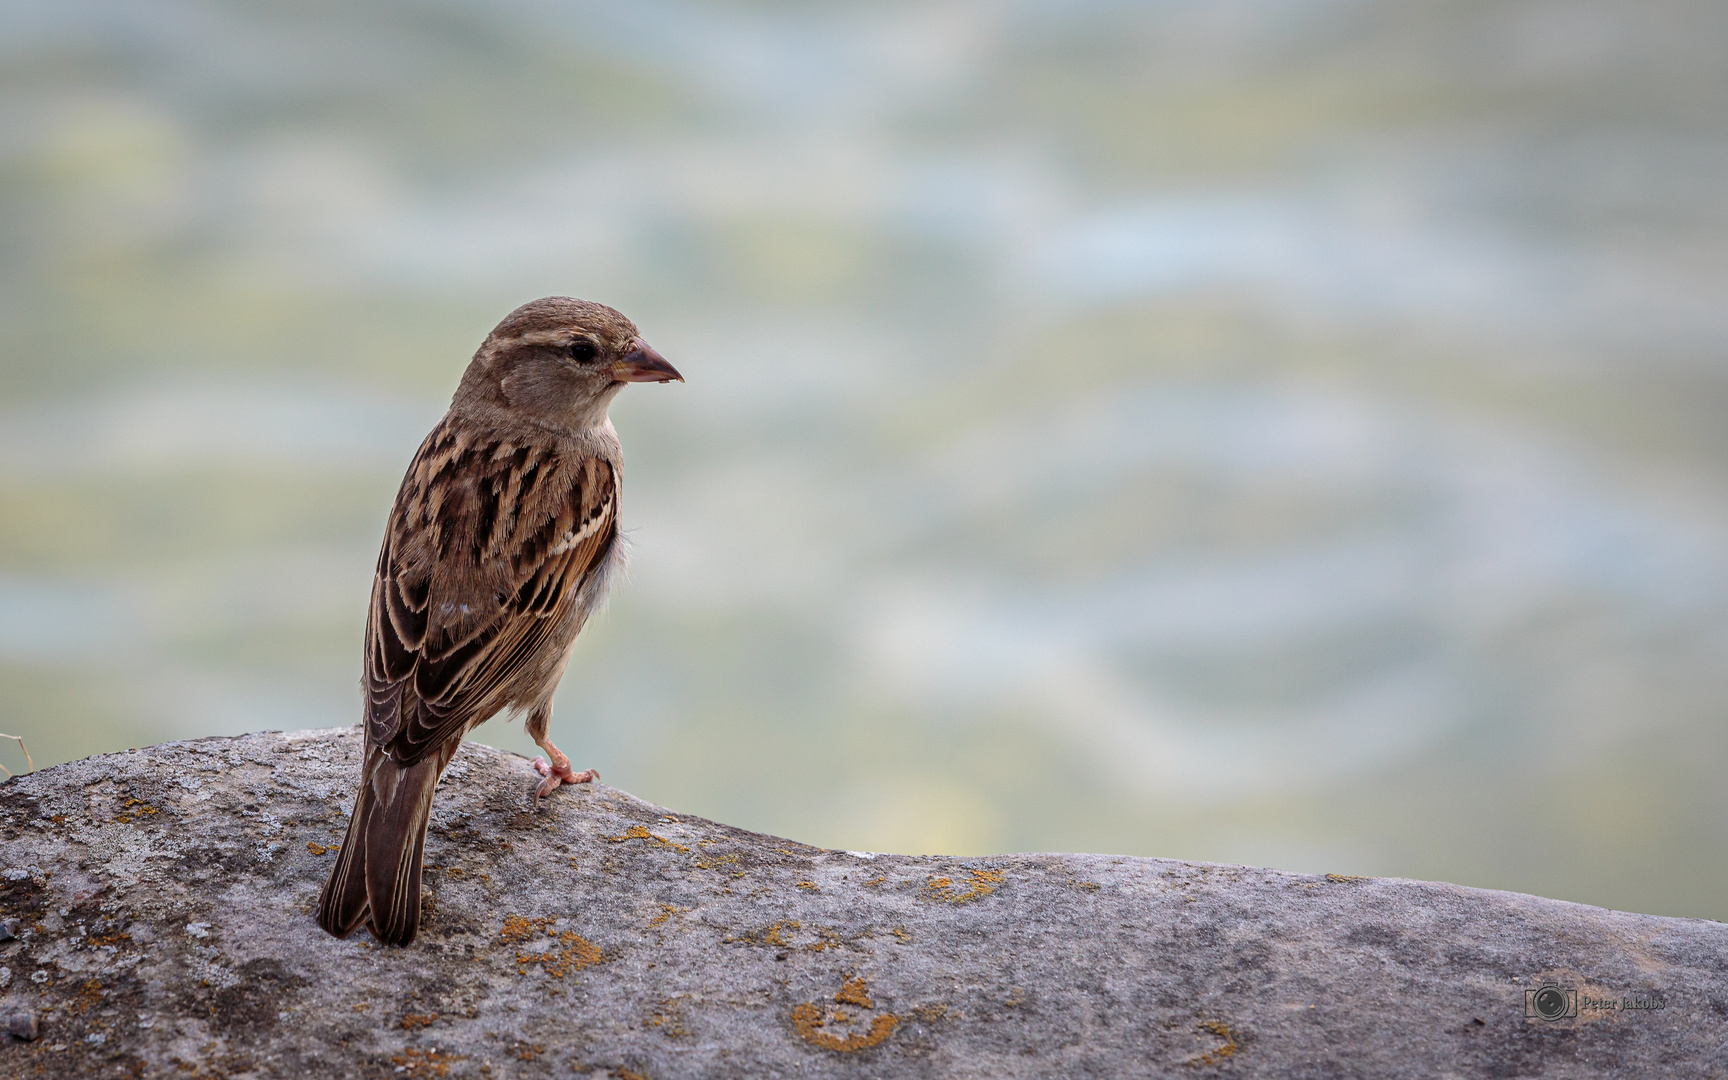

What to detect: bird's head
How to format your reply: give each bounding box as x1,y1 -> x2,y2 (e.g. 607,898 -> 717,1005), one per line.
456,296 -> 682,432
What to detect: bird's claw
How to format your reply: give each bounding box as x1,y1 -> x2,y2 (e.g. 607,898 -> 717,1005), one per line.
532,755 -> 598,805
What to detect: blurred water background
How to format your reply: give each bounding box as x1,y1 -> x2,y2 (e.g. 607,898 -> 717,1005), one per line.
1,0 -> 1725,919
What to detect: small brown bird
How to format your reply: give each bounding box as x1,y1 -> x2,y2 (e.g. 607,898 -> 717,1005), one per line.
317,297 -> 681,946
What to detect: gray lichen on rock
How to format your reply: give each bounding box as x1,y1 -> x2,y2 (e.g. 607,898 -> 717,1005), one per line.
0,728 -> 1724,1077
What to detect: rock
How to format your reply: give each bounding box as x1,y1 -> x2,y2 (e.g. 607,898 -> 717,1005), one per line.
7,1010 -> 38,1041
0,728 -> 1724,1077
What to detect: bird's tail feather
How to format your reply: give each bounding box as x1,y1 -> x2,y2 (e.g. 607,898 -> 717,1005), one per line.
315,772 -> 373,939
316,741 -> 449,946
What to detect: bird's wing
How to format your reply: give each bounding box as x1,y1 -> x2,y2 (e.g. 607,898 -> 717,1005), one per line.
363,416 -> 617,765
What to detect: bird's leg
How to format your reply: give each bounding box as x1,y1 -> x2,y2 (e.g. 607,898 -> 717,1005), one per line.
526,704 -> 598,801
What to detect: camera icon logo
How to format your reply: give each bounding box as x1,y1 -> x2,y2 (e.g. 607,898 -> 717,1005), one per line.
1525,981 -> 1577,1021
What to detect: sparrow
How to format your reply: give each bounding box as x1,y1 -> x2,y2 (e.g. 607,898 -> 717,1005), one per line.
317,296 -> 681,947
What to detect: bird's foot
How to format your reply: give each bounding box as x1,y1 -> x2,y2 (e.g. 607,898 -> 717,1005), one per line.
532,752 -> 599,802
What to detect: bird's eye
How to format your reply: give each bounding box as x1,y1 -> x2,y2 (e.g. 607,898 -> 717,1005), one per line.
568,340 -> 598,363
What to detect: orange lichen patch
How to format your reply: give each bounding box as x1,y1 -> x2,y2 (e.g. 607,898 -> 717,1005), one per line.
834,978 -> 873,1009
891,926 -> 911,944
647,904 -> 688,929
71,980 -> 103,1014
1067,878 -> 1100,892
604,825 -> 690,854
1325,873 -> 1368,883
922,868 -> 1005,904
1187,1020 -> 1239,1066
736,920 -> 798,946
501,914 -> 554,943
612,1069 -> 650,1080
791,1003 -> 898,1053
862,876 -> 886,887
913,1004 -> 949,1022
400,1012 -> 437,1030
306,842 -> 340,856
113,799 -> 159,824
646,997 -> 690,1039
695,852 -> 739,870
391,1047 -> 463,1078
518,931 -> 604,978
514,1042 -> 545,1061
87,931 -> 130,948
725,920 -> 812,948
805,927 -> 842,952
796,881 -> 818,891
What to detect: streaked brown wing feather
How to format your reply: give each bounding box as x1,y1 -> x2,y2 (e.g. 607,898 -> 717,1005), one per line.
364,417 -> 616,765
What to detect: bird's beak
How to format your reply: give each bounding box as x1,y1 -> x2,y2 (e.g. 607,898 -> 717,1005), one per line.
610,338 -> 683,384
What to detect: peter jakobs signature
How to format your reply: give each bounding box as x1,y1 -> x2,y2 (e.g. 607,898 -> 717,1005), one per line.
1581,992 -> 1667,1013
1526,980 -> 1667,1022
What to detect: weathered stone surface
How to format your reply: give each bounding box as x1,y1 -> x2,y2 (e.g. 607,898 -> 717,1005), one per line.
0,728 -> 1724,1078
